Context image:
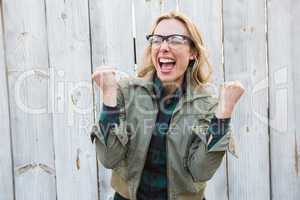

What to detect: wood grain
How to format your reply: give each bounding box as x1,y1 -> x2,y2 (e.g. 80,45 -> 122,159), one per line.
0,2 -> 14,199
45,0 -> 97,199
2,0 -> 56,199
268,0 -> 300,199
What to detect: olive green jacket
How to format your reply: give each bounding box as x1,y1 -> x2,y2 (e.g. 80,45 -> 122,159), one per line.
90,69 -> 237,200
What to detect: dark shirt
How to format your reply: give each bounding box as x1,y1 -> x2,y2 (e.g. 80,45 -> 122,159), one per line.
136,76 -> 182,200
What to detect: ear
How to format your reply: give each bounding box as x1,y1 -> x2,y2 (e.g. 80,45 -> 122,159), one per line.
189,52 -> 197,60
189,48 -> 198,60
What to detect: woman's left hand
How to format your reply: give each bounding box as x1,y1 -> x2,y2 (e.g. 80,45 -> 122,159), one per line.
215,81 -> 245,119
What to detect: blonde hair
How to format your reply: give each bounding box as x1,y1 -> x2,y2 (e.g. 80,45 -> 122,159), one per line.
137,11 -> 212,87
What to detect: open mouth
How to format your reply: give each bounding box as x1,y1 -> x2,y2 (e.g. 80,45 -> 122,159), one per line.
158,58 -> 176,73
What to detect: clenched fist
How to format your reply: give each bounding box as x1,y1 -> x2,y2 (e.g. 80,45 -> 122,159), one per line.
92,66 -> 118,106
215,81 -> 245,119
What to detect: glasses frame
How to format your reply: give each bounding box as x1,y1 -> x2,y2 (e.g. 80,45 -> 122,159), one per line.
146,34 -> 193,47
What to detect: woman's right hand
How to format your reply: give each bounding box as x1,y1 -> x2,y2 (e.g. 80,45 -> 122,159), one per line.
92,66 -> 118,106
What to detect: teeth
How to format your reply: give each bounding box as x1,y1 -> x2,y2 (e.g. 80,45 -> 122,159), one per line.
159,58 -> 175,63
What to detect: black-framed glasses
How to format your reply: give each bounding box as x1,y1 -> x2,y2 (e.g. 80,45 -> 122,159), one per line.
146,34 -> 193,48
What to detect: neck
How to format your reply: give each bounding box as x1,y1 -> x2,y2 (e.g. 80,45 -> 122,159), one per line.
163,84 -> 179,95
162,77 -> 184,95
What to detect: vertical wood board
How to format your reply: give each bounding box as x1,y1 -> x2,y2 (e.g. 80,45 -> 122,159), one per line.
268,0 -> 300,199
45,0 -> 98,199
0,2 -> 14,199
2,0 -> 56,199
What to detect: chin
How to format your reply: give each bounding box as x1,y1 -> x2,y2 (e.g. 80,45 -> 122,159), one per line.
157,73 -> 172,81
157,74 -> 180,85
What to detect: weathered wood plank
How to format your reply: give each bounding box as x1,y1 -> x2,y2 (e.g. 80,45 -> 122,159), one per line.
134,0 -> 162,68
0,3 -> 14,199
292,1 -> 300,198
268,0 -> 300,199
2,0 -> 57,199
89,0 -> 134,75
223,0 -> 270,199
89,0 -> 135,199
44,0 -> 98,199
163,0 -> 179,12
179,1 -> 227,199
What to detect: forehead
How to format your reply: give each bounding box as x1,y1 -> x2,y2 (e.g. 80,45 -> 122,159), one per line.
154,18 -> 189,36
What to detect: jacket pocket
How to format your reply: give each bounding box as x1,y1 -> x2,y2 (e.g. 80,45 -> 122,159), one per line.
182,115 -> 226,182
182,116 -> 209,177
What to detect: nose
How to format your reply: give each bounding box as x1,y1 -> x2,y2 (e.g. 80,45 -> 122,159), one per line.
159,40 -> 170,52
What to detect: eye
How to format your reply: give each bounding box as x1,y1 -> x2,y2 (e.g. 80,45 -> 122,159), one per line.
148,35 -> 163,44
168,35 -> 185,44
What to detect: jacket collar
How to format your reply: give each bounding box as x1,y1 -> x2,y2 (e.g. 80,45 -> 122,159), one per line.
152,72 -> 185,101
128,67 -> 211,102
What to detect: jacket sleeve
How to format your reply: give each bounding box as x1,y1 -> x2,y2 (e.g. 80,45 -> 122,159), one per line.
97,104 -> 120,144
90,83 -> 129,169
185,99 -> 238,182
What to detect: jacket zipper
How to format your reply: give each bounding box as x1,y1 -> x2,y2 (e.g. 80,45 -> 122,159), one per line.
135,100 -> 158,199
166,133 -> 170,200
166,98 -> 183,200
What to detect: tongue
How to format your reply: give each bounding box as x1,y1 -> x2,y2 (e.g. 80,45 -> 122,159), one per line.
161,63 -> 174,73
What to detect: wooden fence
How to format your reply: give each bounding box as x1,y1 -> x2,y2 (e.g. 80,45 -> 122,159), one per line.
0,0 -> 299,199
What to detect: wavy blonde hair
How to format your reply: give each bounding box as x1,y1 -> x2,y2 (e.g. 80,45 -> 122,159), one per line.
137,11 -> 212,87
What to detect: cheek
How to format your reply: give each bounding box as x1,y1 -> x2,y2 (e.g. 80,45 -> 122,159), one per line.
151,49 -> 158,64
176,53 -> 191,70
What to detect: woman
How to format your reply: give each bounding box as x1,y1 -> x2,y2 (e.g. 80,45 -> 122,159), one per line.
91,11 -> 244,200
